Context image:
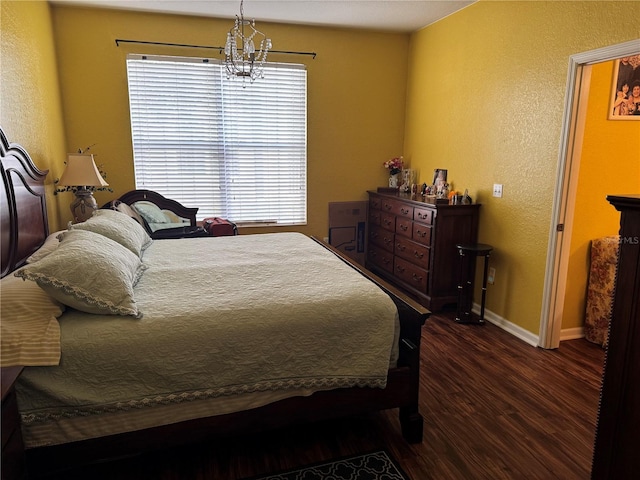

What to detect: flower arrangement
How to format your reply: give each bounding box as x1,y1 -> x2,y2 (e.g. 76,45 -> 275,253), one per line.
383,156 -> 404,175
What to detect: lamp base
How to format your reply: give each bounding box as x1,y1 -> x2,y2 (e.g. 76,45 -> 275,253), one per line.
70,190 -> 98,223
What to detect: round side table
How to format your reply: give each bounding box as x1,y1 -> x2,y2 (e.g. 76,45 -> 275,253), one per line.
455,243 -> 493,324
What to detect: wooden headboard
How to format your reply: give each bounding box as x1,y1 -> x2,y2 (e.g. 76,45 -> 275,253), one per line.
0,127 -> 49,278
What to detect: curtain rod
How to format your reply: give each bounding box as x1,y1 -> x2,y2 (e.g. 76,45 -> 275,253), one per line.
115,39 -> 317,59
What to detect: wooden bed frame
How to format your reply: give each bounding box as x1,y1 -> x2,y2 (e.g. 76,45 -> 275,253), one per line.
1,127 -> 430,475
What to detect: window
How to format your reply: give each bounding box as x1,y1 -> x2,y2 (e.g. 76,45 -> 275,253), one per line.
126,54 -> 307,225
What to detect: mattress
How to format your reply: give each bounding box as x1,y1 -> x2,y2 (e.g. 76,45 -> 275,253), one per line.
17,232 -> 400,447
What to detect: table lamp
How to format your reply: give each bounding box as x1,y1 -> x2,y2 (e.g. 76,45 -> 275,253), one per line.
57,153 -> 109,222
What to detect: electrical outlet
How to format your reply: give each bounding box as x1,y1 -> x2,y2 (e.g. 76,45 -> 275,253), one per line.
493,184 -> 503,198
488,267 -> 496,285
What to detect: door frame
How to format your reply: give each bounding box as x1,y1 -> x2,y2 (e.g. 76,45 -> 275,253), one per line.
539,39 -> 640,349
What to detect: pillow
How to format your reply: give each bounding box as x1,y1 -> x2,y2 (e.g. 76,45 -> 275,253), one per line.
15,229 -> 146,318
69,208 -> 153,258
1,271 -> 64,366
26,230 -> 65,264
133,201 -> 170,224
162,210 -> 187,224
115,201 -> 148,230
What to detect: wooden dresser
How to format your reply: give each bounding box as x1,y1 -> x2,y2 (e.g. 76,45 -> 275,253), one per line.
591,194 -> 640,479
367,191 -> 480,311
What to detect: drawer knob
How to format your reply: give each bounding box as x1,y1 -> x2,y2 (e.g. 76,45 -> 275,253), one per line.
396,265 -> 405,273
400,224 -> 408,231
413,251 -> 424,259
412,273 -> 423,282
401,208 -> 409,215
396,243 -> 406,251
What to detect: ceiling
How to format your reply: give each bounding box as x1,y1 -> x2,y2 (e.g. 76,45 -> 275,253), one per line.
49,0 -> 476,33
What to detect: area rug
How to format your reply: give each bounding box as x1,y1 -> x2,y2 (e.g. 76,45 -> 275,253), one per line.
241,450 -> 410,480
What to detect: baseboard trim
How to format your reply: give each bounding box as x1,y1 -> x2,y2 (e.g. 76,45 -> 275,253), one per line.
559,327 -> 584,341
472,304 -> 540,348
471,304 -> 585,348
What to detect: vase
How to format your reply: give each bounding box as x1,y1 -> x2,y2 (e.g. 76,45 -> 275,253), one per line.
70,189 -> 98,223
389,173 -> 399,188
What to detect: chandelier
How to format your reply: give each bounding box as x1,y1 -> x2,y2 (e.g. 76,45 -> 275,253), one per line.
224,0 -> 272,82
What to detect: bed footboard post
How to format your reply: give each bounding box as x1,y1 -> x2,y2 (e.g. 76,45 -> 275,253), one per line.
310,237 -> 430,444
400,406 -> 424,443
398,336 -> 424,443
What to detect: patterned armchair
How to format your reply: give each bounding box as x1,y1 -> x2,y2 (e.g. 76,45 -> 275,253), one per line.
584,236 -> 620,347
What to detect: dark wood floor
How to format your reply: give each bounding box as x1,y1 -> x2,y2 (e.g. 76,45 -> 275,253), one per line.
32,311 -> 605,480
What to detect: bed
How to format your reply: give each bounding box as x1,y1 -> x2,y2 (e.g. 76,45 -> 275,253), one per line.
0,127 -> 430,475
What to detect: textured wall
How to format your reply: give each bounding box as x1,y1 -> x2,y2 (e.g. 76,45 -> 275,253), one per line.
404,1 -> 639,335
1,0 -> 67,230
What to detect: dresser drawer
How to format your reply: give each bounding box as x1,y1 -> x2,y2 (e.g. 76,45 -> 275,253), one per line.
369,209 -> 381,227
414,207 -> 434,225
395,236 -> 430,269
394,256 -> 428,292
396,202 -> 413,219
368,244 -> 394,274
380,198 -> 414,219
369,225 -> 394,252
380,212 -> 396,232
413,223 -> 432,245
395,217 -> 412,239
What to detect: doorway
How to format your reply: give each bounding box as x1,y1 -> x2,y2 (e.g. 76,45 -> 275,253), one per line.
539,39 -> 640,350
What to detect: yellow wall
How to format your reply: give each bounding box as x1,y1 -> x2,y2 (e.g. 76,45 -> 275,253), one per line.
405,1 -> 639,335
0,0 -> 67,230
562,61 -> 640,330
49,5 -> 409,235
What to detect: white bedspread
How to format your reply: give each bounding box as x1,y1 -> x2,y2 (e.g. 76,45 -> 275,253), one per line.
17,233 -> 399,447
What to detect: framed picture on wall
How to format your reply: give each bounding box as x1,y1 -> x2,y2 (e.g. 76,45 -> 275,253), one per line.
609,54 -> 640,120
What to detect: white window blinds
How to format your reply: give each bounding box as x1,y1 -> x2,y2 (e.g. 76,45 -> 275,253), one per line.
126,54 -> 307,225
